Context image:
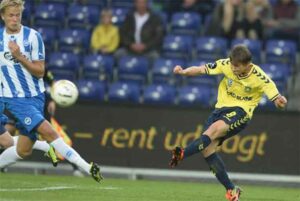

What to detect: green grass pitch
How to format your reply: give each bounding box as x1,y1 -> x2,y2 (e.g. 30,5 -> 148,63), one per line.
0,173 -> 299,201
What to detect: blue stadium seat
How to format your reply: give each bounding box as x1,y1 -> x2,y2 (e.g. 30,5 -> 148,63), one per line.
75,0 -> 107,7
58,29 -> 90,54
177,85 -> 213,107
185,60 -> 219,86
48,52 -> 80,81
108,81 -> 141,103
111,0 -> 133,9
196,37 -> 227,61
111,8 -> 129,27
67,4 -> 101,30
265,39 -> 297,65
231,38 -> 262,64
118,56 -> 149,84
170,12 -> 201,36
82,54 -> 114,81
162,35 -> 193,60
143,84 -> 176,105
76,79 -> 106,101
35,27 -> 57,53
152,58 -> 185,85
34,3 -> 65,28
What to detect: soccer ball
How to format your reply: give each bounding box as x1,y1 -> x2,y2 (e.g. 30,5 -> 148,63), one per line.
50,80 -> 79,107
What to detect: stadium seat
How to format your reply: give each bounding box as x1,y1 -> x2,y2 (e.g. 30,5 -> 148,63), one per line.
265,39 -> 297,66
67,4 -> 101,30
143,84 -> 176,105
196,37 -> 227,61
35,27 -> 57,53
47,52 -> 80,81
111,8 -> 129,27
185,60 -> 219,86
152,58 -> 185,85
118,56 -> 149,84
231,38 -> 262,64
34,3 -> 65,28
58,29 -> 90,54
162,35 -> 193,60
76,79 -> 106,101
75,0 -> 107,7
110,0 -> 134,9
108,81 -> 141,103
82,54 -> 114,81
177,85 -> 213,107
170,12 -> 201,36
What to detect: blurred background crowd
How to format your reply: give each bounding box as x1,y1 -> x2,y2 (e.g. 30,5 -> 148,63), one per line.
2,0 -> 299,112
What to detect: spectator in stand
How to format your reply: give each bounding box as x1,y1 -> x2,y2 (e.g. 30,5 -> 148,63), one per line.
115,0 -> 164,61
264,0 -> 300,42
206,0 -> 245,40
243,0 -> 272,40
90,9 -> 120,54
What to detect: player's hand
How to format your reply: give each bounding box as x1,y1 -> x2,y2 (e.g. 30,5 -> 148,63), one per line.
8,41 -> 22,59
274,95 -> 287,109
173,65 -> 184,75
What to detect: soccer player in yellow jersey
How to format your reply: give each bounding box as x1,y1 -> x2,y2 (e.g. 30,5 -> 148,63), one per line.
169,45 -> 287,201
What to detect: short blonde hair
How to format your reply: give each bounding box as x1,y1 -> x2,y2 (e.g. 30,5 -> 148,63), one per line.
0,0 -> 24,14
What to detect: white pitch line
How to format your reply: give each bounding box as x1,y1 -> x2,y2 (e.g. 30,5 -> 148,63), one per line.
0,186 -> 75,192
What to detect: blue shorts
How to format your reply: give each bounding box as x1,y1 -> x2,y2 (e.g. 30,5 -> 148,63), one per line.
203,107 -> 251,145
1,94 -> 45,141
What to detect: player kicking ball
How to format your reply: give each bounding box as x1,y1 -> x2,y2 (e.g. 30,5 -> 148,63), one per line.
170,45 -> 287,201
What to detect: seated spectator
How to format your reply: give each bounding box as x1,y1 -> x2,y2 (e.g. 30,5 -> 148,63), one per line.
264,0 -> 300,42
243,0 -> 272,40
115,0 -> 164,61
90,9 -> 120,54
206,0 -> 245,40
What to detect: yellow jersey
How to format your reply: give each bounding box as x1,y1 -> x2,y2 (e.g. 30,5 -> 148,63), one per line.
204,58 -> 280,118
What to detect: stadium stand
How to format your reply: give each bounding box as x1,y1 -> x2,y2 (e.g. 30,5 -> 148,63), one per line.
21,0 -> 299,111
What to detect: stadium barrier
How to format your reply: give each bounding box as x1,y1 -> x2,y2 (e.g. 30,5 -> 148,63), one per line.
29,103 -> 300,176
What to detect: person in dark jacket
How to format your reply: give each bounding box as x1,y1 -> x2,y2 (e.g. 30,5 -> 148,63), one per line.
115,0 -> 164,62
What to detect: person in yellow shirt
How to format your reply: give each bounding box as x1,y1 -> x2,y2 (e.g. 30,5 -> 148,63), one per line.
169,45 -> 287,201
90,9 -> 120,54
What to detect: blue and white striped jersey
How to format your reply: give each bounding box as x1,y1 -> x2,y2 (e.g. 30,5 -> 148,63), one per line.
0,26 -> 45,98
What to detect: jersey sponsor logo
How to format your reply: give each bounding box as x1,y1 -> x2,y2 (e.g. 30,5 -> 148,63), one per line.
24,117 -> 32,125
4,52 -> 19,63
227,90 -> 253,101
206,62 -> 217,69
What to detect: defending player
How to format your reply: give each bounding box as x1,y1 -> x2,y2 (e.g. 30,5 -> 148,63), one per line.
0,0 -> 102,182
170,45 -> 287,201
0,113 -> 58,167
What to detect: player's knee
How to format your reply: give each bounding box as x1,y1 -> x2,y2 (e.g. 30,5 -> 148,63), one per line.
17,147 -> 33,158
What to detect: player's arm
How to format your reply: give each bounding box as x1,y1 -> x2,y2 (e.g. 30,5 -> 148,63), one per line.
173,65 -> 206,76
8,41 -> 45,78
260,71 -> 288,109
173,60 -> 225,76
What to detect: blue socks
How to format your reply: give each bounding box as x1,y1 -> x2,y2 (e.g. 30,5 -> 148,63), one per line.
205,153 -> 235,190
183,134 -> 211,158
